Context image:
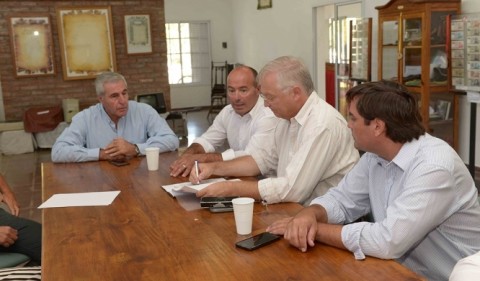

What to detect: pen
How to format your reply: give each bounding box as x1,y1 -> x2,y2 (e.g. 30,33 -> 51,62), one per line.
195,160 -> 200,184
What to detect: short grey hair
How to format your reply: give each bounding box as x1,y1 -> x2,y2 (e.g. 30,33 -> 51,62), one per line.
258,56 -> 314,95
94,72 -> 127,97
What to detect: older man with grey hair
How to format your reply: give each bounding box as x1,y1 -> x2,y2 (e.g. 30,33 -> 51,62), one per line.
190,56 -> 358,206
52,72 -> 178,163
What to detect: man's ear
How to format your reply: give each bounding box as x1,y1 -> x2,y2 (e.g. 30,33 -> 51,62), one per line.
373,118 -> 386,137
292,86 -> 303,100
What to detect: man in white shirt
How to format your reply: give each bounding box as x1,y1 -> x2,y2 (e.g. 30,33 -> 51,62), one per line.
189,56 -> 358,205
450,251 -> 480,281
170,65 -> 278,177
267,80 -> 480,280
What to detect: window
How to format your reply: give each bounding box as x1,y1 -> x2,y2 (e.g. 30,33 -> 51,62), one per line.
165,22 -> 211,85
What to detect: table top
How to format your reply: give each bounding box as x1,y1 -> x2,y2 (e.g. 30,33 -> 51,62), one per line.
41,152 -> 424,280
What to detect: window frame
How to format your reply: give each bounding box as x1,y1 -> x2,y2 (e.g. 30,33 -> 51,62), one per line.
165,20 -> 212,87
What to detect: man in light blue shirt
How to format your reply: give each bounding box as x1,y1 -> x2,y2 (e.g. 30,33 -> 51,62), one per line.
52,72 -> 178,163
267,81 -> 480,280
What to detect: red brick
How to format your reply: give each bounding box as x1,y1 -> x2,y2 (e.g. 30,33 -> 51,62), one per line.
0,0 -> 170,120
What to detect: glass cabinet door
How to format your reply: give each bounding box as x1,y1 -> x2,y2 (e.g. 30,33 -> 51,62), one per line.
380,18 -> 399,81
430,11 -> 450,86
429,11 -> 457,148
402,15 -> 423,87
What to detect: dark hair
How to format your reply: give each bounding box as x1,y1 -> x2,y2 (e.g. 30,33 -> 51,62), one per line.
346,80 -> 425,143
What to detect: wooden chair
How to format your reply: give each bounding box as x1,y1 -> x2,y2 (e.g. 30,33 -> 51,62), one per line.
207,61 -> 232,123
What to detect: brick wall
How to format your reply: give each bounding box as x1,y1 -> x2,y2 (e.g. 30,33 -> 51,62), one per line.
0,0 -> 170,121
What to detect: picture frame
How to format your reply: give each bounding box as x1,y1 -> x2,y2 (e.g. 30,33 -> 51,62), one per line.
8,14 -> 55,77
56,6 -> 116,80
257,0 -> 272,10
124,14 -> 152,54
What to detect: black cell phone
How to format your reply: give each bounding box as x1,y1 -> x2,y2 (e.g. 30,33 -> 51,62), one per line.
108,160 -> 129,166
200,196 -> 238,208
235,232 -> 280,251
209,206 -> 234,213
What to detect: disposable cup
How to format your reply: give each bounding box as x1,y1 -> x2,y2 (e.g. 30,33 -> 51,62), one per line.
232,197 -> 255,235
145,147 -> 160,171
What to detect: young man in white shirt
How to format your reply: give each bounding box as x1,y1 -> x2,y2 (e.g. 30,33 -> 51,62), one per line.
189,56 -> 358,205
267,80 -> 480,280
170,65 -> 278,177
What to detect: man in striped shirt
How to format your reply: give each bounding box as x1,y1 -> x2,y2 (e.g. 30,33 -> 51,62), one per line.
268,80 -> 480,280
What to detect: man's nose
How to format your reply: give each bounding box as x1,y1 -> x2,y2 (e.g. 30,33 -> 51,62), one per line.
119,94 -> 129,104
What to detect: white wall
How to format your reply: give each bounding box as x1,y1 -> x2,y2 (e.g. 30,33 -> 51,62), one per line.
164,0 -> 236,109
165,0 -> 480,166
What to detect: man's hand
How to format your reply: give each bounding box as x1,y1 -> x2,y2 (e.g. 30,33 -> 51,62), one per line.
195,181 -> 234,198
100,138 -> 135,160
189,162 -> 216,184
0,226 -> 18,248
170,154 -> 198,177
283,207 -> 319,252
266,217 -> 292,235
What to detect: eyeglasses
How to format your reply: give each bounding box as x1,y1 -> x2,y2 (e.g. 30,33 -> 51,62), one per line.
260,86 -> 293,102
259,93 -> 275,102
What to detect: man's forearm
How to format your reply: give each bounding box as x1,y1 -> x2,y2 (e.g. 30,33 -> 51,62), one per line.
315,223 -> 345,250
198,153 -> 223,163
213,156 -> 260,177
182,143 -> 206,155
231,181 -> 262,200
310,204 -> 346,250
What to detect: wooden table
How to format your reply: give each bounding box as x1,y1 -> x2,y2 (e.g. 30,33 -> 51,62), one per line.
41,152 -> 424,280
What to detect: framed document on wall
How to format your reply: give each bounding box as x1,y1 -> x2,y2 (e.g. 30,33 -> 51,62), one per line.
257,0 -> 272,10
8,15 -> 55,77
124,14 -> 152,54
56,6 -> 117,80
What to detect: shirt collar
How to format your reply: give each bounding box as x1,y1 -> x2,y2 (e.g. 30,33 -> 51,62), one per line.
374,134 -> 426,170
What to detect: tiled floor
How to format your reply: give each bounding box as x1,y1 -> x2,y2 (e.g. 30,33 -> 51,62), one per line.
0,108 -> 212,224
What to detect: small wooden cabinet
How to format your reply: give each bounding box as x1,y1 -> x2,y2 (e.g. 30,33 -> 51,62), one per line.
376,0 -> 461,149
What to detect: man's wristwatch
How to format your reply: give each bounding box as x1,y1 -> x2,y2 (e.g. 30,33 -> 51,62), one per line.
134,144 -> 141,156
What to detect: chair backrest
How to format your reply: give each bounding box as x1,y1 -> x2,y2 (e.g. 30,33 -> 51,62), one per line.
212,61 -> 230,87
0,253 -> 30,269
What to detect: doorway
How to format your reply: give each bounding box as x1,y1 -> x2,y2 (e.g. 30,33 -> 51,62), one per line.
314,1 -> 362,116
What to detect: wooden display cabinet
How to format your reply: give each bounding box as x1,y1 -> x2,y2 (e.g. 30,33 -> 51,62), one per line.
376,0 -> 461,149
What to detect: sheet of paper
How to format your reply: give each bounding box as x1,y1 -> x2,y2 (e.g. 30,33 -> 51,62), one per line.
162,178 -> 226,197
38,191 -> 120,209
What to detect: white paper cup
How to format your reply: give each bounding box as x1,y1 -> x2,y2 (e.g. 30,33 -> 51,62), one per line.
145,147 -> 160,171
232,197 -> 255,235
